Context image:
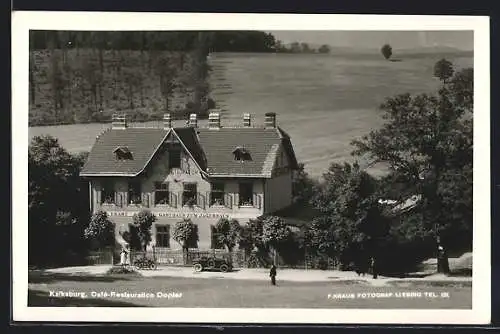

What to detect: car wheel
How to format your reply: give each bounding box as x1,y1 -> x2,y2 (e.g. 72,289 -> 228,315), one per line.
220,264 -> 229,272
194,263 -> 203,272
208,260 -> 216,268
149,263 -> 156,270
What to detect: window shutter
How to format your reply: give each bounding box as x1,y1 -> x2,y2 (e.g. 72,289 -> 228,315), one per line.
170,192 -> 177,208
143,193 -> 150,208
253,193 -> 257,208
225,193 -> 233,209
206,191 -> 211,207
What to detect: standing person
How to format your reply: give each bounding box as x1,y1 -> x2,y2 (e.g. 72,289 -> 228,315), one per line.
370,256 -> 378,279
124,244 -> 131,266
269,264 -> 277,286
120,248 -> 127,266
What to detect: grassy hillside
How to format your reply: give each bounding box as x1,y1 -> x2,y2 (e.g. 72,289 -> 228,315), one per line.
29,48 -> 211,126
30,52 -> 473,177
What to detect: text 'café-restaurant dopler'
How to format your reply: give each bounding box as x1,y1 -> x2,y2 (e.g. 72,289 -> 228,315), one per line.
80,112 -> 299,250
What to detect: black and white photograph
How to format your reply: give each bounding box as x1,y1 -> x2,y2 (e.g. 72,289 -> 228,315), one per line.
12,12 -> 490,324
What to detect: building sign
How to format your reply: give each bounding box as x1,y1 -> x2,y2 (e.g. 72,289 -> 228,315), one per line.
107,211 -> 229,219
170,169 -> 198,176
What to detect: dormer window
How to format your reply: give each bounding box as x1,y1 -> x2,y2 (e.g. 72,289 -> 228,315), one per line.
232,146 -> 252,161
113,146 -> 133,160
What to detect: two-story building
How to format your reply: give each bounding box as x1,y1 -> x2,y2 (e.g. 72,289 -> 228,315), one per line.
80,112 -> 299,250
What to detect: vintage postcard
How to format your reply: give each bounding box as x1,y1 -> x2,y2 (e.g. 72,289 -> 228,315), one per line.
12,12 -> 490,324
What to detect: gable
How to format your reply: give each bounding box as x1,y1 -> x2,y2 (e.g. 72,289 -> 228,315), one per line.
80,124 -> 299,178
80,128 -> 169,176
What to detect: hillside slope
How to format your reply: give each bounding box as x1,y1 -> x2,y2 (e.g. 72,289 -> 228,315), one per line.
29,49 -> 210,126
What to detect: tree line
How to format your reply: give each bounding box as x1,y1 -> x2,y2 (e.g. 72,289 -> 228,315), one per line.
28,58 -> 472,276
30,31 -> 328,54
274,41 -> 331,54
29,31 -> 331,126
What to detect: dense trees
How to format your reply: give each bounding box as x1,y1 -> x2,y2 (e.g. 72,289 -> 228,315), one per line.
292,163 -> 317,205
434,58 -> 455,84
29,135 -> 90,266
351,62 -> 473,273
29,31 -> 214,126
208,31 -> 276,52
309,162 -> 389,269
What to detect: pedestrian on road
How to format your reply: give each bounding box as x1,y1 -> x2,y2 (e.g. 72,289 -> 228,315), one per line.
370,257 -> 378,279
269,264 -> 277,286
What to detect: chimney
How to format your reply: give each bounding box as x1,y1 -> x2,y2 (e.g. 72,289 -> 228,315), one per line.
264,112 -> 276,128
208,112 -> 221,129
189,113 -> 198,128
163,113 -> 172,129
243,113 -> 251,127
112,113 -> 127,130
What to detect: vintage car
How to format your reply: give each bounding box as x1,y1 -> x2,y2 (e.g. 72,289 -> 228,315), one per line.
192,256 -> 232,272
133,256 -> 157,270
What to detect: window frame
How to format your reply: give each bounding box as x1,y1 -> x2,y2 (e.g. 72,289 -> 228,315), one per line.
154,181 -> 170,206
155,224 -> 171,248
169,147 -> 182,169
210,182 -> 225,206
100,181 -> 115,205
128,179 -> 142,205
238,182 -> 254,207
182,182 -> 198,206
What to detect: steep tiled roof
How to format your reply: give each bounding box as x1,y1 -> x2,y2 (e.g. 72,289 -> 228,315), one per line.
80,128 -> 169,176
80,125 -> 299,177
196,127 -> 297,177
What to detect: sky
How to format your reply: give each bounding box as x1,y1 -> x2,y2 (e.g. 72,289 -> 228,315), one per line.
268,31 -> 474,51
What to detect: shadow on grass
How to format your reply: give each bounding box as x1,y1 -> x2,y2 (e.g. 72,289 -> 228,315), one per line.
28,289 -> 142,307
449,268 -> 472,277
199,268 -> 242,273
28,271 -> 141,284
390,58 -> 403,62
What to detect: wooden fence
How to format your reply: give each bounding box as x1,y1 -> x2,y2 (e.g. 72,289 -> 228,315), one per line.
85,249 -> 114,265
128,248 -> 248,267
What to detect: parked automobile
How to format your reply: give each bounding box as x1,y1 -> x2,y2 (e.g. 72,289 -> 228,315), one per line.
133,256 -> 157,270
193,256 -> 232,272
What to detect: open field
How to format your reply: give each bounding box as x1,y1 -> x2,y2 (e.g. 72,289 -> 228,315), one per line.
28,272 -> 471,308
29,52 -> 473,177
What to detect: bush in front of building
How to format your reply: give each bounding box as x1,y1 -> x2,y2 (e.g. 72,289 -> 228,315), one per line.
131,210 -> 156,251
106,265 -> 142,276
214,218 -> 241,252
173,218 -> 199,264
261,216 -> 294,264
84,211 -> 115,250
